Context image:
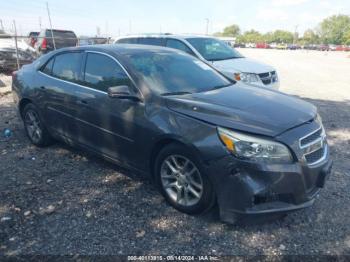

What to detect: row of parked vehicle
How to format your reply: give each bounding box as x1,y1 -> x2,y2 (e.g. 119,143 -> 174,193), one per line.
0,29 -> 111,73
12,30 -> 332,224
27,29 -> 109,54
3,30 -> 279,90
234,42 -> 350,51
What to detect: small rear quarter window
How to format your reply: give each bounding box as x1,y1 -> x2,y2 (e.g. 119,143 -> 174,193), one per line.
41,58 -> 54,75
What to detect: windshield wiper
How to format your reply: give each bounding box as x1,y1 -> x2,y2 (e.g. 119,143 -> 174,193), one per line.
209,83 -> 232,91
161,91 -> 192,96
209,56 -> 243,61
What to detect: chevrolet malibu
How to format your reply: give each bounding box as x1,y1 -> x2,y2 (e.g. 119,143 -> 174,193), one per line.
12,45 -> 332,223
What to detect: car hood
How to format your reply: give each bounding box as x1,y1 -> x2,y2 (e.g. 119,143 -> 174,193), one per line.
165,84 -> 316,137
212,57 -> 275,74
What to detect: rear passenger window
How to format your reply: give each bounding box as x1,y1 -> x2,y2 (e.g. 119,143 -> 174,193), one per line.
41,58 -> 54,75
83,53 -> 131,92
166,39 -> 195,56
117,38 -> 138,44
52,52 -> 82,82
138,38 -> 163,46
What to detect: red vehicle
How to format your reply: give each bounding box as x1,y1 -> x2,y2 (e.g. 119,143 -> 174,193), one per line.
28,32 -> 39,48
256,42 -> 270,49
336,45 -> 350,51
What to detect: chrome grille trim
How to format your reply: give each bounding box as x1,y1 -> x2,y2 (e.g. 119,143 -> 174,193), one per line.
304,144 -> 328,166
299,127 -> 323,148
299,126 -> 327,166
258,71 -> 278,85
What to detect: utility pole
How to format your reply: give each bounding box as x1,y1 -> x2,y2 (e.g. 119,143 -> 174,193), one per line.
0,19 -> 4,31
13,20 -> 20,70
46,2 -> 56,50
39,16 -> 42,31
105,20 -> 109,37
129,20 -> 132,34
205,18 -> 209,35
294,24 -> 299,44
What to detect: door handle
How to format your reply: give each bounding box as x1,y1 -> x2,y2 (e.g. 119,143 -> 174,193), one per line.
77,99 -> 88,105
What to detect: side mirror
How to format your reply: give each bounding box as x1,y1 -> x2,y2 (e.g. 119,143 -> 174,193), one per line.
107,85 -> 140,101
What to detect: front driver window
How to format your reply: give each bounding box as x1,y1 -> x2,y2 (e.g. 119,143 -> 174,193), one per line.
83,53 -> 131,92
165,39 -> 195,56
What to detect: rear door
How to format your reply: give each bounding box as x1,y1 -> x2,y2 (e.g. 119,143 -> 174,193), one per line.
37,51 -> 84,138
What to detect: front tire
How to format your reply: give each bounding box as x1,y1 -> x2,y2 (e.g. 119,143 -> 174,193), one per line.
155,143 -> 216,215
22,103 -> 53,147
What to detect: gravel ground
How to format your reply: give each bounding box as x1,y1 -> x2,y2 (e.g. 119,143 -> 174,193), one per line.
0,50 -> 350,256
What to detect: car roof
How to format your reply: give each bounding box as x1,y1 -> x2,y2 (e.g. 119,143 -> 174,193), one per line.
115,34 -> 212,41
54,44 -> 184,56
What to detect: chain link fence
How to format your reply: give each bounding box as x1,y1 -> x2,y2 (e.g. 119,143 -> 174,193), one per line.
1,28 -> 113,74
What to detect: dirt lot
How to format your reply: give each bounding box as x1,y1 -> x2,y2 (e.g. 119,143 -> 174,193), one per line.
0,49 -> 350,256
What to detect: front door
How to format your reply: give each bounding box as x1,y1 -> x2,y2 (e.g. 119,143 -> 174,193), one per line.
73,51 -> 144,166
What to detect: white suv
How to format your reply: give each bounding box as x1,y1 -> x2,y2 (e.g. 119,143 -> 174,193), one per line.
114,35 -> 279,89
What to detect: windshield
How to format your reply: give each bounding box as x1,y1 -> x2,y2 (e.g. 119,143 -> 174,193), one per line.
126,51 -> 232,95
186,37 -> 244,61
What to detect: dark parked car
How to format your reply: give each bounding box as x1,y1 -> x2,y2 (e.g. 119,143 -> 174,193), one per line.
317,44 -> 330,51
12,45 -> 332,223
35,29 -> 77,54
287,44 -> 301,50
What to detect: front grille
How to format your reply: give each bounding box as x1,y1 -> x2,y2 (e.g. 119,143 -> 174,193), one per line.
300,128 -> 322,147
299,127 -> 327,165
305,147 -> 325,164
258,71 -> 277,85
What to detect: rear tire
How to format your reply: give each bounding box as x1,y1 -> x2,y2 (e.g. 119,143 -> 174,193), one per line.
154,143 -> 216,215
22,103 -> 54,147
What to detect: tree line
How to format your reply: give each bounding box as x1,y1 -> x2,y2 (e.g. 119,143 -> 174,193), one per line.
214,14 -> 350,45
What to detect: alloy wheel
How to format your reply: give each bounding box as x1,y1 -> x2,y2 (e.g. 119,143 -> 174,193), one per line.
24,110 -> 42,144
160,155 -> 203,206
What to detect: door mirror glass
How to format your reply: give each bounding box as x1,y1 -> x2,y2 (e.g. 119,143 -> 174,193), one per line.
107,85 -> 140,101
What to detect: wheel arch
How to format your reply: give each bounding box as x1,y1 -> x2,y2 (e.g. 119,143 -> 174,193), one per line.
19,98 -> 33,119
149,135 -> 203,181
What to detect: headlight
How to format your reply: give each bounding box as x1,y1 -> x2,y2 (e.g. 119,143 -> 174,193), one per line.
217,127 -> 293,164
234,72 -> 260,84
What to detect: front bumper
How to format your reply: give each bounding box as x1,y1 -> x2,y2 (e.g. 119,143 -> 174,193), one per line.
207,152 -> 332,224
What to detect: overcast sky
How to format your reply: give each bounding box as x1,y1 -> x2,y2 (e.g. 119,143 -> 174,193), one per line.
1,0 -> 349,36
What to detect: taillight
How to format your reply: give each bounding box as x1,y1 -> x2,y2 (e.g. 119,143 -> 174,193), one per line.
41,38 -> 47,49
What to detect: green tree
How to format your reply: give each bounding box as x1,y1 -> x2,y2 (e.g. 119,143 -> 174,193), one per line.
318,14 -> 350,44
263,32 -> 274,43
271,30 -> 294,43
222,24 -> 241,37
238,30 -> 263,43
343,30 -> 350,45
302,29 -> 319,44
